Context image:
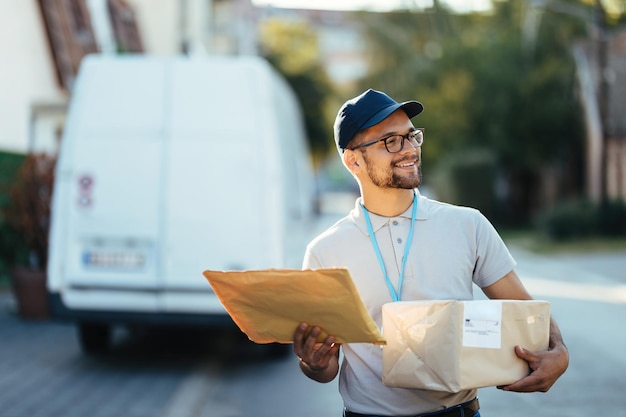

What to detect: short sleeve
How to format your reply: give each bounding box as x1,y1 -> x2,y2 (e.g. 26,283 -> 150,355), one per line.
472,212 -> 517,288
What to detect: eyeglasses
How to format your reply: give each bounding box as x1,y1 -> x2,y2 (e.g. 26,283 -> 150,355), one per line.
350,128 -> 424,153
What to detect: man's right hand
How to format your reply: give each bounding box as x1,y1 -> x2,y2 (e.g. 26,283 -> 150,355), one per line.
293,323 -> 341,383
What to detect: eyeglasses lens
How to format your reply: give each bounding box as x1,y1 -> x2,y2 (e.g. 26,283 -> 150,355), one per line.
385,130 -> 423,153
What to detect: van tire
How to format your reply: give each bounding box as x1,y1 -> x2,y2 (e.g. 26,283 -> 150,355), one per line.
78,322 -> 111,354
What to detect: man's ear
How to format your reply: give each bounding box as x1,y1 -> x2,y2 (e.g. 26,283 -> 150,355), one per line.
342,149 -> 361,175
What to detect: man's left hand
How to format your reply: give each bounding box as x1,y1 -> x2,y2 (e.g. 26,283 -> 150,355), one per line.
497,344 -> 569,392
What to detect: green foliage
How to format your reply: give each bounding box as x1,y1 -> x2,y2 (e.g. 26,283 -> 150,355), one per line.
596,199 -> 626,236
580,0 -> 626,25
431,148 -> 499,219
258,18 -> 336,166
535,198 -> 626,240
3,153 -> 56,270
535,199 -> 597,240
501,228 -> 626,254
356,0 -> 589,224
0,151 -> 28,281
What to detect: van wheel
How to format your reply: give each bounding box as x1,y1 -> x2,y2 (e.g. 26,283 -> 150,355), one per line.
78,322 -> 111,354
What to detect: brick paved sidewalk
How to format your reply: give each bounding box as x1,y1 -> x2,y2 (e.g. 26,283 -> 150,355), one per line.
0,291 -> 211,417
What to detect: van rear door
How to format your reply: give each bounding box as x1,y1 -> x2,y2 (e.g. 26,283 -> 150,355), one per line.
57,58 -> 166,312
159,58 -> 283,313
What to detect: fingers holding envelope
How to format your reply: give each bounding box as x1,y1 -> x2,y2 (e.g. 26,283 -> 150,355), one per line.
293,323 -> 341,383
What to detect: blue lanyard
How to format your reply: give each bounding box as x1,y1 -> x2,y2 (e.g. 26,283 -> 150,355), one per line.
361,192 -> 417,302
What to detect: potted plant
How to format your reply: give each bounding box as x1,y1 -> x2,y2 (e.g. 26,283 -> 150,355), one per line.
3,152 -> 56,319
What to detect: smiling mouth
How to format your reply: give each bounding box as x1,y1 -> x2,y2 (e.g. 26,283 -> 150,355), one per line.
395,158 -> 419,168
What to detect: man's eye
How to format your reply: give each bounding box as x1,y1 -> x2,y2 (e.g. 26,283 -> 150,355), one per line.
385,136 -> 400,146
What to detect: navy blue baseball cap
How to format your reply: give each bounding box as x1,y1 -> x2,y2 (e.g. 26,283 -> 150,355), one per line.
334,89 -> 424,152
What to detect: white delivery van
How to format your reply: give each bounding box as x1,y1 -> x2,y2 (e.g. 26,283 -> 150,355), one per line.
47,55 -> 318,353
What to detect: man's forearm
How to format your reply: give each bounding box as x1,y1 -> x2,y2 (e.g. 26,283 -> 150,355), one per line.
549,317 -> 567,352
548,317 -> 569,379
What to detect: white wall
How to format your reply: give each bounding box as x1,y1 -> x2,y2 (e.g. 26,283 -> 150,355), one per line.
0,0 -> 187,155
126,0 -> 185,55
0,0 -> 247,154
0,0 -> 65,153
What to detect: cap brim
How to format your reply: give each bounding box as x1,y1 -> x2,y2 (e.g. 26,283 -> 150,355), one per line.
401,101 -> 424,119
361,100 -> 424,131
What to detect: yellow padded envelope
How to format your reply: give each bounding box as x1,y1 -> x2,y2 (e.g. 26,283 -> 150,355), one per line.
202,268 -> 385,345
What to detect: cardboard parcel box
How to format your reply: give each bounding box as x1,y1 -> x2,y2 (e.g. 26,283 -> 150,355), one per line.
382,300 -> 550,393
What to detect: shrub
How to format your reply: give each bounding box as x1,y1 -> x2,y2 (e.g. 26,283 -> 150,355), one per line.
3,153 -> 56,269
535,198 -> 626,241
430,148 -> 499,220
0,152 -> 27,282
596,199 -> 626,237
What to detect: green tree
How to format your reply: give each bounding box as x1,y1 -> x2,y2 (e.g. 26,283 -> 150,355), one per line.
259,18 -> 336,166
357,0 -> 589,225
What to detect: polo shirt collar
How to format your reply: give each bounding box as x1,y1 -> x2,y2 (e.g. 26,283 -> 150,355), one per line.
349,189 -> 429,236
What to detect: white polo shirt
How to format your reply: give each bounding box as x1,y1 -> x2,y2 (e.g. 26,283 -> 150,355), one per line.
303,190 -> 516,415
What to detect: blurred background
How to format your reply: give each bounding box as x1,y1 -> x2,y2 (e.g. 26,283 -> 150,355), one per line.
2,0 -> 626,270
0,1 -> 625,416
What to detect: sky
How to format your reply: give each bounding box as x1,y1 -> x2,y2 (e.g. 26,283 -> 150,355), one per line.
251,0 -> 493,13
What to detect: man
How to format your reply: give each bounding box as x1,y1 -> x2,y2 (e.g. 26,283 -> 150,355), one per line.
292,89 -> 569,417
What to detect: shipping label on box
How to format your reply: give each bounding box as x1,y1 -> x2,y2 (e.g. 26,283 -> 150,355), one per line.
382,300 -> 550,392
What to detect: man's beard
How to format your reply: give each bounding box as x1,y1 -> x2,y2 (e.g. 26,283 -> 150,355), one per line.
363,152 -> 422,189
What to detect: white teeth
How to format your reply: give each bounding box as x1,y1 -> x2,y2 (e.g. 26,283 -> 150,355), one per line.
397,162 -> 415,167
